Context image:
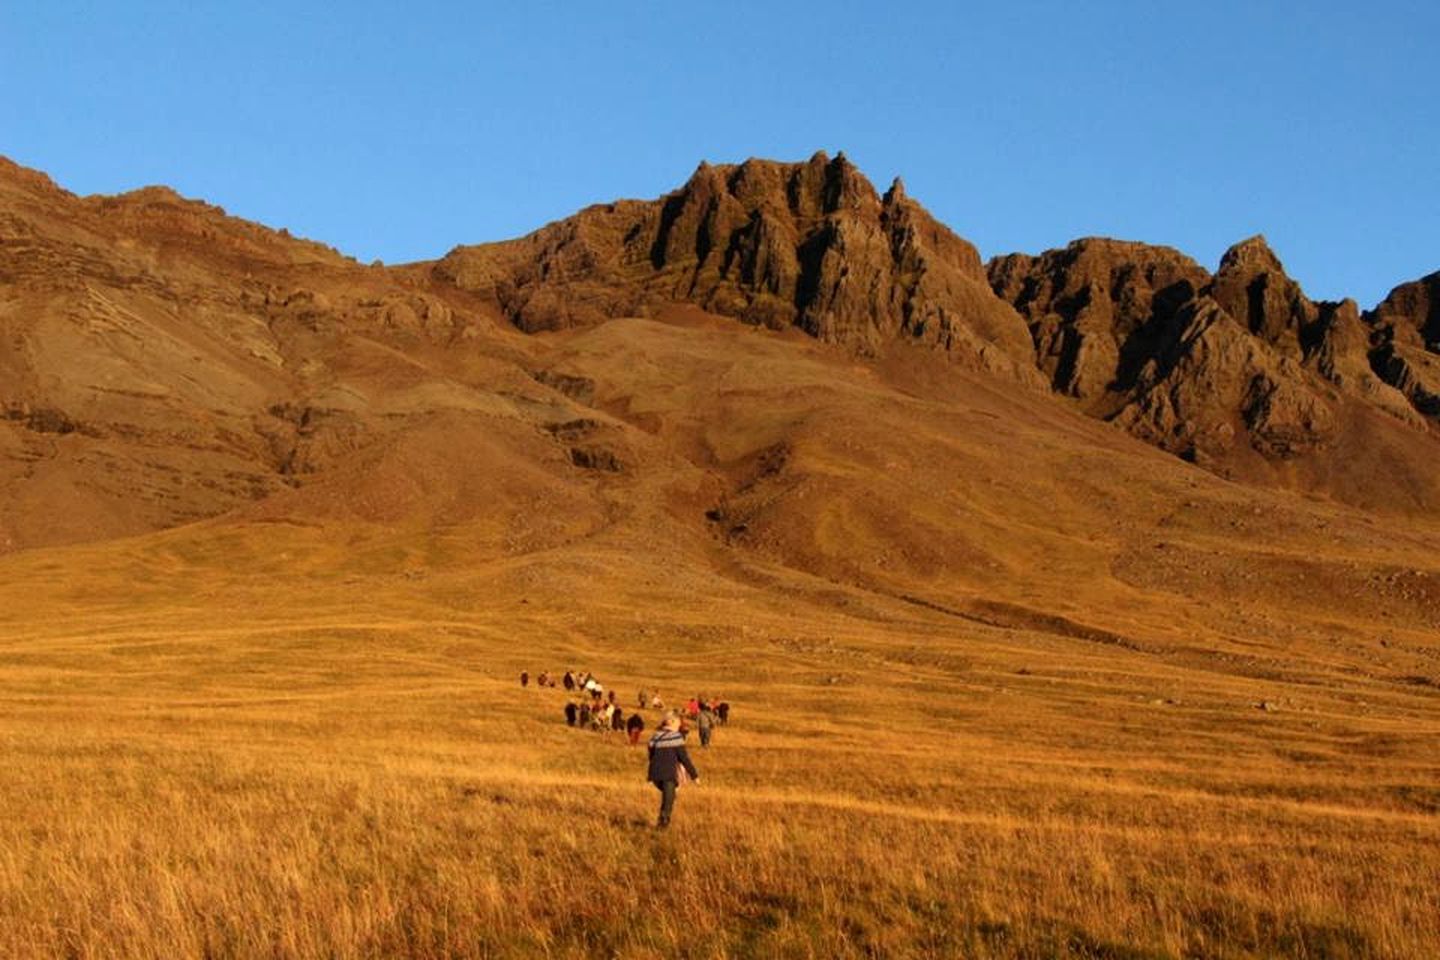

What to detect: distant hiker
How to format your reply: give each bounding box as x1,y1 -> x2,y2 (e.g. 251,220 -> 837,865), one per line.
716,701 -> 730,725
607,689 -> 618,706
578,703 -> 591,728
537,671 -> 550,687
685,696 -> 701,720
626,712 -> 645,745
563,671 -> 575,691
697,705 -> 714,748
647,712 -> 699,828
638,688 -> 650,710
650,693 -> 664,710
564,702 -> 578,727
520,670 -> 529,688
611,707 -> 626,732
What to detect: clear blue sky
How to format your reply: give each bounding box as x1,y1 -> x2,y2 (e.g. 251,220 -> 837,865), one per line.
2,2 -> 1435,306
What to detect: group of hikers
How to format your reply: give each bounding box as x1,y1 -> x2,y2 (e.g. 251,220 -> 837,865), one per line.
520,668 -> 730,826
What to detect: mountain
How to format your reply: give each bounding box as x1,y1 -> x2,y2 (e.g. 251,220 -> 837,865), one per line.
431,151 -> 1440,509
433,152 -> 1041,386
987,235 -> 1440,506
0,155 -> 529,551
3,150 -> 1440,570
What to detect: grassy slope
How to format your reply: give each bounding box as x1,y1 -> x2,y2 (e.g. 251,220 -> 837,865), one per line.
0,311 -> 1437,959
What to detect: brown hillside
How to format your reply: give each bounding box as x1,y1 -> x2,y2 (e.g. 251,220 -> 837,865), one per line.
1,155 -> 1439,958
0,156 -> 526,551
6,151 -> 1440,557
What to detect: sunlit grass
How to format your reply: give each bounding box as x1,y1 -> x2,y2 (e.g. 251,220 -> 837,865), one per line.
0,533 -> 1435,959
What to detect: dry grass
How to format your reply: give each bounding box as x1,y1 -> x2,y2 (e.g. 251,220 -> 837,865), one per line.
0,521 -> 1436,960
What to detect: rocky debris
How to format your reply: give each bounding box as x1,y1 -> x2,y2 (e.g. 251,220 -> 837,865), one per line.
544,418 -> 602,442
262,403 -> 369,476
1,403 -> 101,438
436,152 -> 1042,385
569,445 -> 625,473
530,371 -> 596,404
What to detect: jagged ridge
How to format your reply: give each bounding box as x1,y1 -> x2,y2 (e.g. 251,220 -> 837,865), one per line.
986,233 -> 1437,479
434,151 -> 1040,385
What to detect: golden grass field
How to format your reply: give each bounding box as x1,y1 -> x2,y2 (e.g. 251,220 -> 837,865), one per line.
0,496 -> 1436,960
2,286 -> 1439,958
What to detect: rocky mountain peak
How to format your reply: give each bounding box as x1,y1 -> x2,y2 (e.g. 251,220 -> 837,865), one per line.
434,153 -> 1039,383
1217,234 -> 1283,273
1209,234 -> 1316,351
883,176 -> 906,205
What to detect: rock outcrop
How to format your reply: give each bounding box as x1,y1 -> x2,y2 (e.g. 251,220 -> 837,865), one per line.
988,234 -> 1433,472
1366,271 -> 1440,416
435,152 -> 1041,385
987,238 -> 1209,404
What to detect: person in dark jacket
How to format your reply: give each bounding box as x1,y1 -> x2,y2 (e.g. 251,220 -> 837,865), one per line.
564,702 -> 577,727
563,671 -> 575,691
646,712 -> 699,828
716,701 -> 730,725
626,712 -> 645,745
611,707 -> 625,732
520,670 -> 529,688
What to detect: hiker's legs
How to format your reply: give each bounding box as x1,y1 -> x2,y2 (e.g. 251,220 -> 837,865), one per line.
655,780 -> 676,827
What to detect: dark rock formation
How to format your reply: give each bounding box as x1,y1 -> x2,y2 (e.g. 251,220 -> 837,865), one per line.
988,238 -> 1208,404
1366,272 -> 1440,416
988,234 -> 1432,469
435,152 -> 1041,385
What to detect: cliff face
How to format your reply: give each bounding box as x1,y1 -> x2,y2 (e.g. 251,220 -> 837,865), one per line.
435,152 -> 1042,385
988,234 -> 1434,482
1367,271 -> 1440,416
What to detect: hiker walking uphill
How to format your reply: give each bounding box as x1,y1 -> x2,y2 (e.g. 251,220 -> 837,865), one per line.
646,712 -> 699,828
697,702 -> 714,748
